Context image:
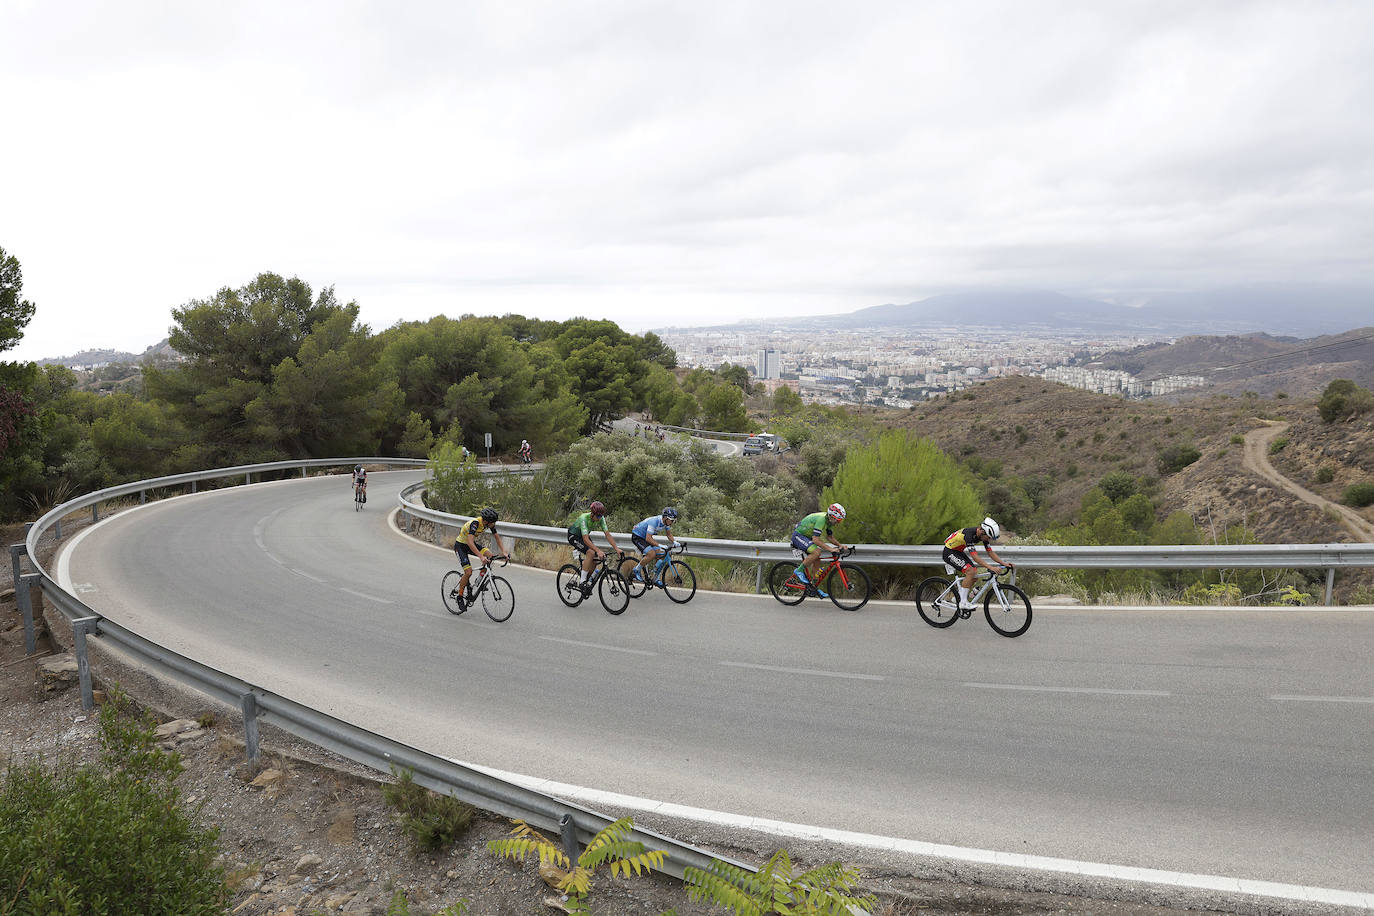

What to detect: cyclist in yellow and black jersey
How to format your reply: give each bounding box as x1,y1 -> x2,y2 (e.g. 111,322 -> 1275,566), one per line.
943,517 -> 1012,610
453,507 -> 508,611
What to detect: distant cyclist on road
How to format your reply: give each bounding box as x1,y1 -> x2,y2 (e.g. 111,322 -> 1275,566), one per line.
453,507 -> 508,611
630,507 -> 679,583
943,517 -> 1013,610
567,501 -> 623,593
790,503 -> 848,597
351,465 -> 367,503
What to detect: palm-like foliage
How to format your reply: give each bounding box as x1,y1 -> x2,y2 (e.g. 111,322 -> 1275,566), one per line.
487,817 -> 666,913
684,849 -> 876,916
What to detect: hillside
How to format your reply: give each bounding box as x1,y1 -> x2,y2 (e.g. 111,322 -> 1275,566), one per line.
1093,327 -> 1374,397
889,377 -> 1374,551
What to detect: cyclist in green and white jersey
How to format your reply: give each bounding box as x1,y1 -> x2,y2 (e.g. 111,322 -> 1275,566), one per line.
566,501 -> 623,592
790,503 -> 848,597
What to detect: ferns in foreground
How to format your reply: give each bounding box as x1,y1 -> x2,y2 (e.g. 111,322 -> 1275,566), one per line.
487,817 -> 666,914
683,849 -> 876,916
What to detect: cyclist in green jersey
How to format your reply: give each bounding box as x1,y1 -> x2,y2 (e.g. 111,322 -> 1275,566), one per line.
789,503 -> 848,597
566,500 -> 624,592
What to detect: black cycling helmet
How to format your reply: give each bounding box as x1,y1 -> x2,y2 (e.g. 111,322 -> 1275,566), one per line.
354,464 -> 362,473
480,507 -> 498,524
589,500 -> 606,518
662,506 -> 679,521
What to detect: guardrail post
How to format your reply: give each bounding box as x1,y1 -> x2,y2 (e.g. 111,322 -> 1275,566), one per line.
1324,568 -> 1335,606
92,502 -> 100,523
9,543 -> 26,594
240,692 -> 261,763
140,490 -> 147,504
191,481 -> 198,494
16,573 -> 40,655
559,812 -> 581,863
756,560 -> 764,594
71,616 -> 99,710
53,519 -> 62,540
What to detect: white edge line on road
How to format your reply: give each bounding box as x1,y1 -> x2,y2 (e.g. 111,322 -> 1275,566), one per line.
721,661 -> 884,681
1272,694 -> 1374,704
539,636 -> 657,657
339,588 -> 393,605
965,682 -> 1171,697
448,758 -> 1372,911
289,568 -> 326,584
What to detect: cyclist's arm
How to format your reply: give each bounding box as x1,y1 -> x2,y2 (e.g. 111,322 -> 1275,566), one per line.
492,532 -> 508,558
985,547 -> 1010,567
604,530 -> 622,554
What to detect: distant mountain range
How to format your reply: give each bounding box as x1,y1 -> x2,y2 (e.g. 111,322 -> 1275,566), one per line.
35,339 -> 177,367
662,284 -> 1374,336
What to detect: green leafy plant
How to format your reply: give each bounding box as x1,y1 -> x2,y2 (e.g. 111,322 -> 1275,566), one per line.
682,849 -> 877,916
384,890 -> 469,915
381,769 -> 476,853
1267,436 -> 1289,455
487,817 -> 665,914
1341,482 -> 1374,508
1272,585 -> 1313,606
1314,465 -> 1335,485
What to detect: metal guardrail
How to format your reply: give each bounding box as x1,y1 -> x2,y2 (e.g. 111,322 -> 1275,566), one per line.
399,482 -> 1374,606
15,458 -> 752,881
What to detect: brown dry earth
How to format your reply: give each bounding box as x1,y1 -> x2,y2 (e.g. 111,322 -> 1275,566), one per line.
0,515 -> 1352,916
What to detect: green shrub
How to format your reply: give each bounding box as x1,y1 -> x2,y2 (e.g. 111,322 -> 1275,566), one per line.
1268,436 -> 1289,455
0,688 -> 228,914
1230,434 -> 1244,445
1318,379 -> 1374,422
1156,444 -> 1201,474
382,769 -> 476,853
1314,466 -> 1335,485
1341,482 -> 1374,508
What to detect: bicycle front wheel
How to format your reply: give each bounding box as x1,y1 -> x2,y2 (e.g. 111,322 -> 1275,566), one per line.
826,564 -> 870,611
599,571 -> 631,615
660,560 -> 697,604
915,577 -> 959,628
441,570 -> 467,616
481,575 -> 515,622
984,583 -> 1032,637
767,562 -> 807,606
556,564 -> 585,607
619,555 -> 648,598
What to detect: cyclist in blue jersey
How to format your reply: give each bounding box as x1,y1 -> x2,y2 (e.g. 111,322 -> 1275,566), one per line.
567,501 -> 623,592
630,507 -> 679,583
790,503 -> 848,597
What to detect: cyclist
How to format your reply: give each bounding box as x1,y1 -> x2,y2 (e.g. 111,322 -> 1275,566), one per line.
351,465 -> 367,503
790,503 -> 849,597
453,507 -> 508,611
943,517 -> 1013,610
518,439 -> 533,463
630,507 -> 679,584
567,501 -> 623,593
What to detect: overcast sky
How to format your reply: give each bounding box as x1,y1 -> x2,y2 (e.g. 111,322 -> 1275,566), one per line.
3,1 -> 1373,361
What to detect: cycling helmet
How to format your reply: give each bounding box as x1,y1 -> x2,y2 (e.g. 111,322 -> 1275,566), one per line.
354,465 -> 362,473
827,502 -> 846,522
480,507 -> 498,524
979,517 -> 1001,541
662,506 -> 679,521
588,500 -> 606,518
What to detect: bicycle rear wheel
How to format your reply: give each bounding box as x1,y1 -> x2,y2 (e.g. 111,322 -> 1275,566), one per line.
599,570 -> 631,615
826,564 -> 870,611
481,575 -> 515,622
984,583 -> 1032,637
767,562 -> 807,606
441,570 -> 467,616
556,564 -> 586,607
660,560 -> 697,604
619,555 -> 648,598
915,577 -> 959,628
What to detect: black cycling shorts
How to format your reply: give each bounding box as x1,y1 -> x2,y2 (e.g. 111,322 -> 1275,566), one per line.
567,531 -> 587,553
942,546 -> 973,572
631,534 -> 662,555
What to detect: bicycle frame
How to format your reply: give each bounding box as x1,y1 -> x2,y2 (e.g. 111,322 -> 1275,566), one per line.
916,565 -> 1032,637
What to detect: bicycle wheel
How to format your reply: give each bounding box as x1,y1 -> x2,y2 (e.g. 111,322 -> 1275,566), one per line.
599,570 -> 631,615
556,564 -> 586,607
660,560 -> 697,604
354,489 -> 361,511
915,577 -> 960,628
619,555 -> 648,598
826,564 -> 870,611
441,570 -> 467,616
481,575 -> 515,622
984,583 -> 1032,637
767,562 -> 807,606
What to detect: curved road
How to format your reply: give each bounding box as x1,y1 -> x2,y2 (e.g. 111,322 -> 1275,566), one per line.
57,471 -> 1374,900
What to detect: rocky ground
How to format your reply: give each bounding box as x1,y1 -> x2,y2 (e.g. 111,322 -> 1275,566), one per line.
1,518 -> 1348,916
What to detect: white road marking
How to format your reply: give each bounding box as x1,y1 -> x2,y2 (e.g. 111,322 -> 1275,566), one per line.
290,568 -> 326,583
340,588 -> 393,604
721,661 -> 884,681
965,682 -> 1171,697
539,636 -> 657,656
1272,694 -> 1374,704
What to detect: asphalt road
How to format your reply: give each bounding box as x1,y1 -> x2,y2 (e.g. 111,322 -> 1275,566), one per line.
58,470 -> 1374,899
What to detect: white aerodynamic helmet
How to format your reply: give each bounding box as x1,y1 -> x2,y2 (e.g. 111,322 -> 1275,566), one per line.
979,517 -> 1001,541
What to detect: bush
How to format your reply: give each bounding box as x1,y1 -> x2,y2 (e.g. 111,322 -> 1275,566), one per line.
1341,482 -> 1374,508
1268,436 -> 1288,455
1156,444 -> 1201,474
0,688 -> 228,914
1314,465 -> 1335,485
1317,379 -> 1374,422
383,769 -> 476,853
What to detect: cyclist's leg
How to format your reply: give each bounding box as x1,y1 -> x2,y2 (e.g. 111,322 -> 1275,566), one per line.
803,536 -> 825,582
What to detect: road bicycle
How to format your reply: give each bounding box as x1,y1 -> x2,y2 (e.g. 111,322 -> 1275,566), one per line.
442,555 -> 515,622
915,565 -> 1031,637
556,550 -> 632,615
767,547 -> 871,611
354,481 -> 366,511
619,542 -> 696,603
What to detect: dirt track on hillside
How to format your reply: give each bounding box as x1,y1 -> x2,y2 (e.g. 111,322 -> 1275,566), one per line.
1243,422 -> 1374,541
